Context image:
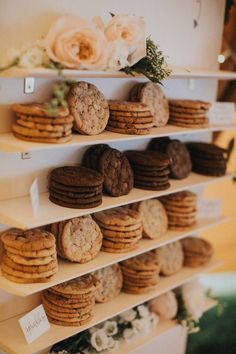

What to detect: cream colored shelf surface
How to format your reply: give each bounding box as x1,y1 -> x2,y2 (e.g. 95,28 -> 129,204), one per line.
103,298 -> 217,354
1,65 -> 236,80
0,216 -> 228,296
1,124 -> 236,153
0,172 -> 233,230
0,260 -> 221,354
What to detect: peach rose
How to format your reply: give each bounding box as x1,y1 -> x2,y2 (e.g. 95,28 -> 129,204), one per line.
44,14 -> 109,70
105,14 -> 146,66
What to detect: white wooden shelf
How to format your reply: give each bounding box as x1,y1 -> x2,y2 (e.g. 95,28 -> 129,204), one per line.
1,124 -> 236,153
104,298 -> 217,354
0,216 -> 227,296
0,172 -> 233,229
1,65 -> 236,80
0,260 -> 221,354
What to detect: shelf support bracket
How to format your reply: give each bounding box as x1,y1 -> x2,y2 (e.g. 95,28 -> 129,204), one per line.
24,77 -> 35,94
21,152 -> 31,160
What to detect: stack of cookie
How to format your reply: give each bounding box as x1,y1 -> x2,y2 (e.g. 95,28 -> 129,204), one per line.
42,274 -> 99,326
154,241 -> 184,276
160,191 -> 197,230
49,166 -> 104,209
1,228 -> 58,283
12,103 -> 73,143
120,251 -> 161,294
169,99 -> 211,128
93,207 -> 142,253
130,82 -> 169,127
82,144 -> 133,197
148,137 -> 192,179
181,237 -> 213,267
125,150 -> 170,190
93,264 -> 123,302
51,215 -> 102,263
187,142 -> 228,176
107,100 -> 154,135
129,199 -> 168,239
67,81 -> 109,135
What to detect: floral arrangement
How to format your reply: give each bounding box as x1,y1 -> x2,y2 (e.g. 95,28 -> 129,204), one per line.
50,304 -> 158,354
0,13 -> 171,83
176,280 -> 209,333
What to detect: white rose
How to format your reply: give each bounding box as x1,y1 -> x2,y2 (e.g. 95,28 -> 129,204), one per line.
119,309 -> 137,323
148,291 -> 178,320
181,281 -> 206,321
148,313 -> 159,329
107,41 -> 129,70
107,337 -> 120,352
103,321 -> 118,336
137,305 -> 150,318
44,14 -> 109,70
89,326 -> 99,334
123,328 -> 138,343
90,329 -> 109,352
132,318 -> 151,336
105,14 -> 146,67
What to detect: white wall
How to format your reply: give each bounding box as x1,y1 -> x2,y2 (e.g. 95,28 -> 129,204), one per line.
0,1 -> 225,353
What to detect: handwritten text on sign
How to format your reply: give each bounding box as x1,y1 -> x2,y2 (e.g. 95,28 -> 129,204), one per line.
19,305 -> 50,344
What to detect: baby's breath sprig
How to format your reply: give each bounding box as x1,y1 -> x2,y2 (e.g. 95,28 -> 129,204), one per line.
122,37 -> 171,84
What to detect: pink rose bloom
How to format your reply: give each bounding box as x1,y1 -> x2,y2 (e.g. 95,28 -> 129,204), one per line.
44,14 -> 109,70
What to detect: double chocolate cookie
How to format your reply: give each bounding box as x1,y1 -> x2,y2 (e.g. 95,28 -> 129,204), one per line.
187,142 -> 228,176
125,150 -> 170,190
82,144 -> 133,197
49,166 -> 104,208
148,137 -> 192,179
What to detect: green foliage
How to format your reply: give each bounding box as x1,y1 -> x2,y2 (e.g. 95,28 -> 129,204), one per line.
122,37 -> 171,84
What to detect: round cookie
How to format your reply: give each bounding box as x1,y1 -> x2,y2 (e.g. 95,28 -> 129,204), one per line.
93,208 -> 141,227
12,123 -> 72,138
12,103 -> 69,117
1,262 -> 58,279
154,241 -> 184,276
1,229 -> 55,251
169,100 -> 211,110
108,100 -> 149,112
4,245 -> 56,258
106,125 -> 150,135
51,274 -> 99,296
135,199 -> 168,239
107,119 -> 154,129
98,148 -> 133,197
49,195 -> 102,209
131,82 -> 169,127
67,81 -> 109,135
109,115 -> 154,124
93,264 -> 123,303
50,166 -> 104,187
6,252 -> 56,266
13,133 -> 72,144
59,215 -> 102,263
82,144 -> 110,170
110,110 -> 151,117
2,255 -> 57,273
121,251 -> 161,272
16,119 -> 73,132
17,113 -> 74,125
